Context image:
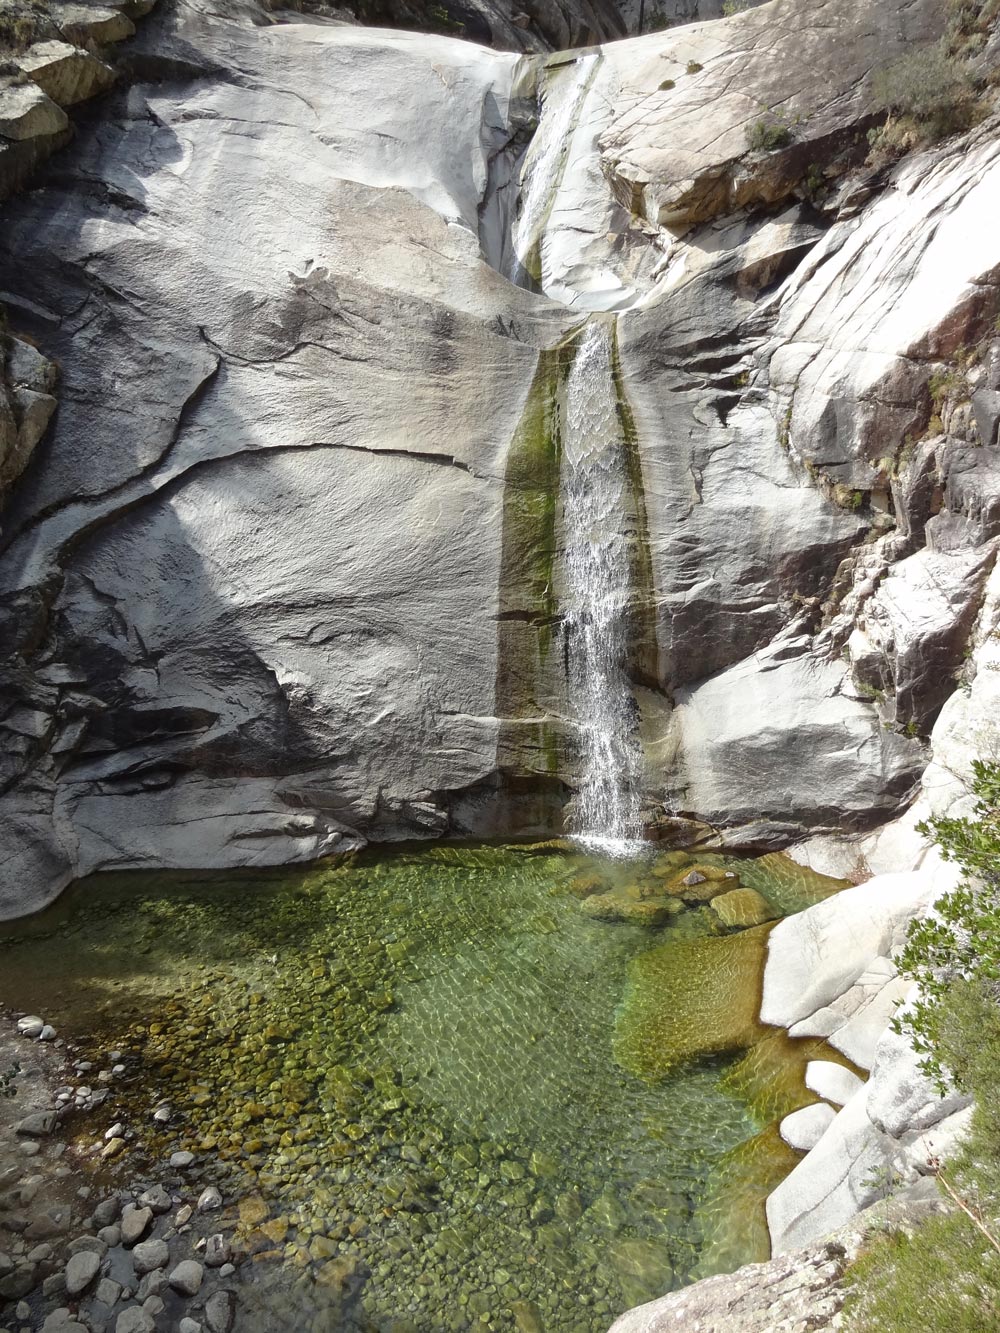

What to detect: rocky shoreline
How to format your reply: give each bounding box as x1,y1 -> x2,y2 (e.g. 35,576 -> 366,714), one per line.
0,1016 -> 247,1333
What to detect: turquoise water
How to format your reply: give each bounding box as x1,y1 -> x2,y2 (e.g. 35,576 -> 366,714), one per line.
0,843 -> 841,1332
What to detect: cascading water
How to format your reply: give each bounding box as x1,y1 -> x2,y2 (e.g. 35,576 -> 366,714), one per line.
506,53 -> 598,288
561,320 -> 645,852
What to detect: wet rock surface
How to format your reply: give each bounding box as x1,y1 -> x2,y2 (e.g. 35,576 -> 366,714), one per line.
1,0 -> 991,910
608,1187 -> 951,1332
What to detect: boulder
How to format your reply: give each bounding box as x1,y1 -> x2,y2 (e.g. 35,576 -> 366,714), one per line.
0,82 -> 68,140
766,1085 -> 892,1252
805,1061 -> 864,1108
64,1250 -> 101,1296
662,642 -> 922,836
711,887 -> 776,929
19,41 -> 115,106
16,1111 -> 56,1136
168,1260 -> 203,1296
120,1205 -> 152,1246
760,873 -> 937,1031
779,1103 -> 836,1153
54,4 -> 136,46
131,1238 -> 169,1274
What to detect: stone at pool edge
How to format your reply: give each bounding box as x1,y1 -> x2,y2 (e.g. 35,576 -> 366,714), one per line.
806,1060 -> 865,1107
120,1204 -> 152,1246
169,1259 -> 204,1296
132,1238 -> 169,1274
780,1103 -> 837,1152
65,1249 -> 101,1296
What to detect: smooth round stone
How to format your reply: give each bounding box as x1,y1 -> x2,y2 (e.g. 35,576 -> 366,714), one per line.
197,1187 -> 223,1213
131,1239 -> 170,1275
115,1310 -> 155,1333
120,1205 -> 152,1247
170,1151 -> 195,1169
780,1102 -> 837,1151
17,1016 -> 44,1039
65,1249 -> 101,1296
805,1060 -> 865,1107
39,1025 -> 57,1041
168,1260 -> 204,1297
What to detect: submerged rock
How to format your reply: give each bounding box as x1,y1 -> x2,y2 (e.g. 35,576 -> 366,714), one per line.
711,888 -> 776,929
614,924 -> 772,1078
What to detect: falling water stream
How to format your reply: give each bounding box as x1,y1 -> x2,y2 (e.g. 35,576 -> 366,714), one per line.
561,321 -> 644,851
506,52 -> 648,849
507,53 -> 599,288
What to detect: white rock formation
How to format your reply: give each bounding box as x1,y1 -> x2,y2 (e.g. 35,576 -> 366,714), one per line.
0,0 -> 956,912
805,1061 -> 863,1108
780,1103 -> 836,1152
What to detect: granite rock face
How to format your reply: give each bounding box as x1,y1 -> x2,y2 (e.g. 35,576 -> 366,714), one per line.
599,0 -> 945,229
608,1187 -> 950,1333
0,0 -> 998,914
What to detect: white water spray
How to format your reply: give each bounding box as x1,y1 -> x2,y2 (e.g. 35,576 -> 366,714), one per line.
561,321 -> 644,852
507,54 -> 598,287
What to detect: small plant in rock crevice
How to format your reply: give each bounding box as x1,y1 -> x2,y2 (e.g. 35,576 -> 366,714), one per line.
746,115 -> 793,152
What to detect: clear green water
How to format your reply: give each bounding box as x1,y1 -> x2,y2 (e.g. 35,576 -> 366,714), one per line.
0,843 -> 844,1332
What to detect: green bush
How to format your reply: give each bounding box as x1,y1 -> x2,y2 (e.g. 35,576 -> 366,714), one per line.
845,1210 -> 1000,1332
746,116 -> 793,151
722,0 -> 752,13
872,41 -> 975,140
843,761 -> 1000,1331
895,759 -> 1000,1087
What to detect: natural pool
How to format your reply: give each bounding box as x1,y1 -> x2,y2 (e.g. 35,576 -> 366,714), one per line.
0,842 -> 849,1332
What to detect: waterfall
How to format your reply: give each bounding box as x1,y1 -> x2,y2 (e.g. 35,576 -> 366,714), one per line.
507,54 -> 598,288
561,321 -> 644,852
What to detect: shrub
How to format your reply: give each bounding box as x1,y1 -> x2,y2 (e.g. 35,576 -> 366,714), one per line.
746,116 -> 793,151
842,761 -> 1000,1332
894,759 -> 1000,1085
686,60 -> 702,73
844,1210 -> 1000,1333
722,0 -> 752,13
872,41 -> 975,140
658,78 -> 675,91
